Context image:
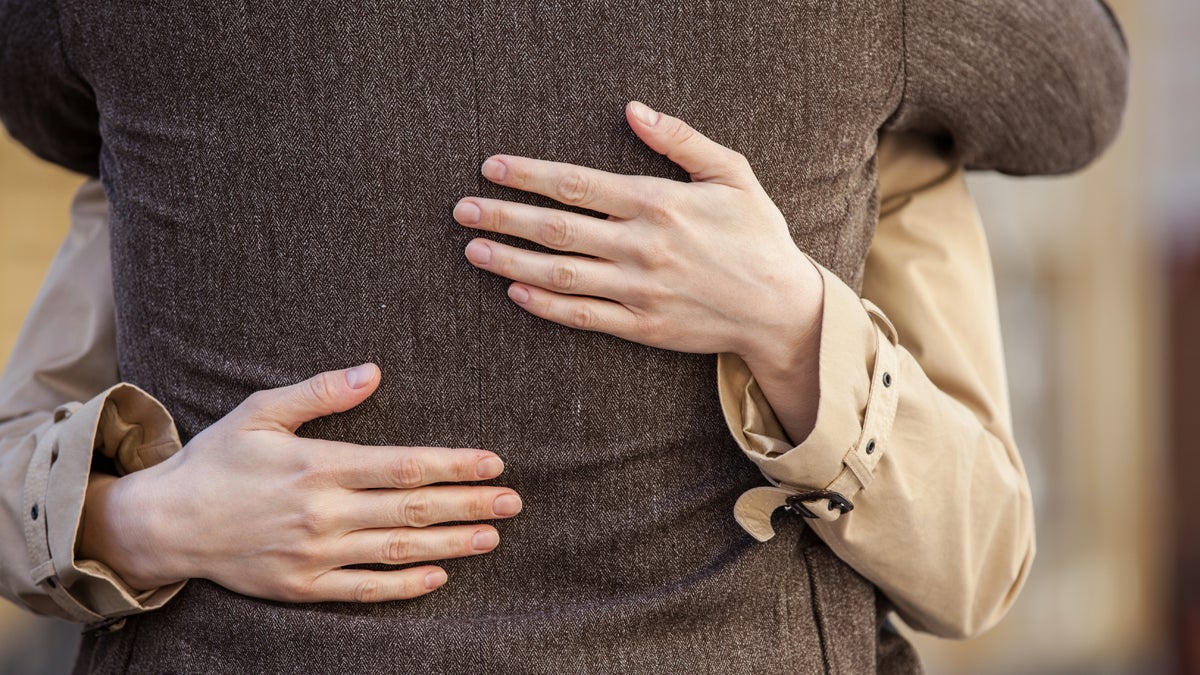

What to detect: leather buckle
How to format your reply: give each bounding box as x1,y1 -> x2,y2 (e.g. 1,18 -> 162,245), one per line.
783,490 -> 854,519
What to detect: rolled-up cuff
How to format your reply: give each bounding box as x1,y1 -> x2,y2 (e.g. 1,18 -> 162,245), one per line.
718,257 -> 901,540
22,383 -> 185,625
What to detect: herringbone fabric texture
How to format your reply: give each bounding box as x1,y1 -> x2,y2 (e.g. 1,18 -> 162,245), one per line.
0,1 -> 1127,672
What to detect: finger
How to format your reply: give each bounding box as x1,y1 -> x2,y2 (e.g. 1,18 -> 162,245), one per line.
320,445 -> 506,490
453,197 -> 625,259
507,283 -> 646,342
238,363 -> 381,433
464,238 -> 633,301
341,485 -> 523,528
332,524 -> 501,567
625,100 -> 755,189
305,566 -> 448,603
480,155 -> 650,219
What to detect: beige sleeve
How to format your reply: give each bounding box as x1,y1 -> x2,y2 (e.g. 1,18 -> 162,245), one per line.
718,133 -> 1034,638
0,179 -> 186,628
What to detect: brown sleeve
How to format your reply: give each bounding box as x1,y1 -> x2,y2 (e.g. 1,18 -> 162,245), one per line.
0,0 -> 100,176
887,0 -> 1130,175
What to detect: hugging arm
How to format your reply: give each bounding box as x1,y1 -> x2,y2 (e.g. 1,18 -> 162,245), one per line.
0,0 -> 99,176
720,133 -> 1033,638
0,182 -> 183,623
889,0 -> 1130,174
724,1 -> 1129,636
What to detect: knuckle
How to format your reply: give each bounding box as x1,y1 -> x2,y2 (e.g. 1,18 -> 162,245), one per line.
569,304 -> 597,330
488,203 -> 509,234
630,280 -> 669,308
353,577 -> 383,603
306,372 -> 339,409
633,234 -> 674,270
280,575 -> 315,601
509,162 -> 532,184
398,494 -> 431,526
549,261 -> 579,292
290,541 -> 323,566
491,248 -> 514,276
667,119 -> 696,144
392,455 -> 425,488
535,294 -> 556,317
294,453 -> 330,487
297,504 -> 331,535
382,531 -> 412,563
541,215 -> 575,249
239,390 -> 271,418
557,171 -> 592,205
729,150 -> 752,172
471,494 -> 495,520
633,310 -> 664,339
639,186 -> 674,218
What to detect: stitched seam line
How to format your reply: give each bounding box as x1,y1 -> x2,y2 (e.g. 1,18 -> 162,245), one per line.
804,547 -> 834,675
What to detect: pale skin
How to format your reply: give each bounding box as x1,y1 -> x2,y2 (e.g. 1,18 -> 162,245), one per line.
79,100 -> 823,604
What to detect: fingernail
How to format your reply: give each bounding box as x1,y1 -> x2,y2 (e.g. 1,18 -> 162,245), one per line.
465,240 -> 491,264
472,529 -> 500,551
630,100 -> 659,127
477,456 -> 504,478
345,363 -> 376,389
508,285 -> 530,304
424,570 -> 448,589
493,493 -> 523,517
454,200 -> 481,225
481,158 -> 507,182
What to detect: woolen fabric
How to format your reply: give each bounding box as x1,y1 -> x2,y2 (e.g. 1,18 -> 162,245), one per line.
0,1 -> 1127,672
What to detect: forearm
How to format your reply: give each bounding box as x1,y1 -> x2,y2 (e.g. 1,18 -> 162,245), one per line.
0,178 -> 187,623
0,395 -> 186,624
735,252 -> 825,446
721,134 -> 1035,637
808,349 -> 1034,637
0,411 -> 78,619
891,0 -> 1129,175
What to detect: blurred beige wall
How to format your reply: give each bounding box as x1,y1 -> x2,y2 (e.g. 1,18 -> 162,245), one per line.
0,135 -> 80,357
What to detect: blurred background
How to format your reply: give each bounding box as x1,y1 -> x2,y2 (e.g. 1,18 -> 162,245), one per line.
0,1 -> 1195,673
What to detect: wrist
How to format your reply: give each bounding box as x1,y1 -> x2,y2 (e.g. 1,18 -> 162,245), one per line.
736,249 -> 824,376
78,466 -> 189,591
733,250 -> 825,445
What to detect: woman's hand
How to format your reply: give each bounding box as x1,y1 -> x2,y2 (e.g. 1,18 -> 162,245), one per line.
78,364 -> 522,603
455,101 -> 825,440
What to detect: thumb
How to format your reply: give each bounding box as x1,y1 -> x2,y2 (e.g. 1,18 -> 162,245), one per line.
625,100 -> 754,188
239,363 -> 381,433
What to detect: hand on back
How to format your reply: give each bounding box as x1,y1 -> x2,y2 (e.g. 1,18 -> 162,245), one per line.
79,363 -> 521,603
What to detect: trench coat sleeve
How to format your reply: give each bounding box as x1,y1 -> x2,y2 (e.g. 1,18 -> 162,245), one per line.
0,180 -> 186,626
721,133 -> 1035,638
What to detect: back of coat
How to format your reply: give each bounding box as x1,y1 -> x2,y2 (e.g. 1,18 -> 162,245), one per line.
0,1 -> 1127,673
